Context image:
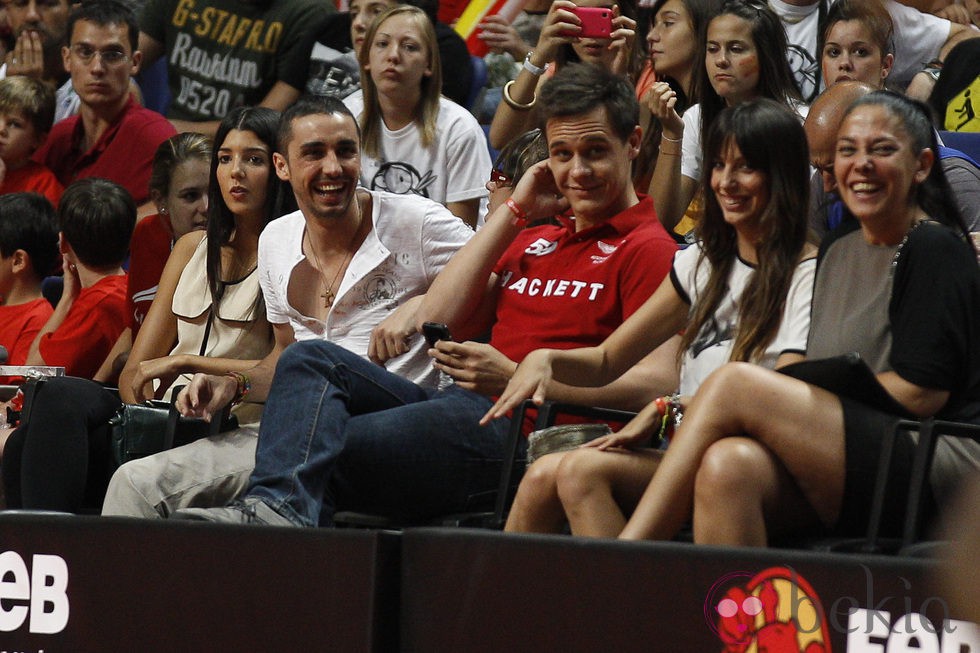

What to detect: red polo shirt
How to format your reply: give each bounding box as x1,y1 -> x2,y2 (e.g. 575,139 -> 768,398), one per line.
33,97 -> 176,205
490,195 -> 677,365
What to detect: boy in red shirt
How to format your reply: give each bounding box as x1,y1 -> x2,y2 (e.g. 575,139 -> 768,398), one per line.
25,178 -> 132,379
0,77 -> 63,206
0,193 -> 60,373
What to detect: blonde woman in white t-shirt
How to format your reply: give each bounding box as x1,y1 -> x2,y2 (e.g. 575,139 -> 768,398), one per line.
349,5 -> 491,228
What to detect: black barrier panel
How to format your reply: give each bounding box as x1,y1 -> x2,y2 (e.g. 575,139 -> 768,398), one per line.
0,513 -> 400,651
400,528 -> 980,653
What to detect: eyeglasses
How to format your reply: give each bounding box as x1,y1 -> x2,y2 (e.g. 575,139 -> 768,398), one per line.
69,44 -> 130,66
489,169 -> 512,187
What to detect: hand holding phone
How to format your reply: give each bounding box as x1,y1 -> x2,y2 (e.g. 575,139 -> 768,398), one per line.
561,6 -> 612,39
422,322 -> 453,348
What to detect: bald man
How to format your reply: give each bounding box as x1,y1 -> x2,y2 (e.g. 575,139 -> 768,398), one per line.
805,82 -> 980,240
804,82 -> 876,239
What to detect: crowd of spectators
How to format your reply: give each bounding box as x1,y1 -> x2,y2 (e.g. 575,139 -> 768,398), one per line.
0,0 -> 977,558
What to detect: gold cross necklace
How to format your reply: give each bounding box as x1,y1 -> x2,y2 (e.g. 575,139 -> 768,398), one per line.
307,193 -> 363,308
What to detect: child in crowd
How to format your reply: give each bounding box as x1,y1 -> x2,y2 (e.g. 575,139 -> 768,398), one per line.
0,193 -> 59,369
0,77 -> 63,206
24,178 -> 132,379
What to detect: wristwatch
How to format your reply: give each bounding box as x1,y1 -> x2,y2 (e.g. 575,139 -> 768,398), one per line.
523,52 -> 549,76
921,66 -> 942,83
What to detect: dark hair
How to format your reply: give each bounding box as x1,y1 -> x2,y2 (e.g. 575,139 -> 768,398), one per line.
278,95 -> 360,153
207,106 -> 287,307
634,0 -> 721,187
148,132 -> 212,202
694,0 -> 802,163
58,178 -> 135,268
493,128 -> 547,186
682,98 -> 810,363
0,76 -> 56,136
821,0 -> 894,60
0,193 -> 59,279
538,63 -> 639,142
648,0 -> 720,89
67,0 -> 139,51
843,91 -> 967,236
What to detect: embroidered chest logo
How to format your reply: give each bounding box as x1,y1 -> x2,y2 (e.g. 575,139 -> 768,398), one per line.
592,240 -> 620,263
524,238 -> 558,257
597,241 -> 618,255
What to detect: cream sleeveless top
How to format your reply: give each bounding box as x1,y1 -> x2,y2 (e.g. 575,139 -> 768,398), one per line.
166,236 -> 272,423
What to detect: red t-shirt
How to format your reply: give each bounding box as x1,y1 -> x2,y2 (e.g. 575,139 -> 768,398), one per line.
0,297 -> 53,384
127,213 -> 172,334
33,97 -> 176,205
38,274 -> 128,379
0,161 -> 64,206
0,297 -> 53,364
490,196 -> 677,365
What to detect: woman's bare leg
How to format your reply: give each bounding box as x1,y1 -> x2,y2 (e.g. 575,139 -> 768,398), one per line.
504,451 -> 570,533
693,437 -> 824,546
556,447 -> 663,537
619,362 -> 846,542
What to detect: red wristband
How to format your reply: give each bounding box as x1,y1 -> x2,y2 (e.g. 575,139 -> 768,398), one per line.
505,198 -> 529,226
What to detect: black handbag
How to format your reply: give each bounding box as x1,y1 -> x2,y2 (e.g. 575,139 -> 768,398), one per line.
108,398 -> 237,468
107,311 -> 237,468
777,352 -> 912,417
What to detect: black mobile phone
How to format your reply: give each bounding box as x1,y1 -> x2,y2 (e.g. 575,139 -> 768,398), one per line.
422,322 -> 453,347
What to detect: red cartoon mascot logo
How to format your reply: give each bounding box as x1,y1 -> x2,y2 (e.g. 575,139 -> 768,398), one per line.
706,567 -> 831,653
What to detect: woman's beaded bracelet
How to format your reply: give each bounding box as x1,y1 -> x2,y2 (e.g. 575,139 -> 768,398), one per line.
226,371 -> 251,406
653,393 -> 683,445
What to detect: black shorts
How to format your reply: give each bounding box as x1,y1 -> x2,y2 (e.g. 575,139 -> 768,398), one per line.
834,397 -> 932,537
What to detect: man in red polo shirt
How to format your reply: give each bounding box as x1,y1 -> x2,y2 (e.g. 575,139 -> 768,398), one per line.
33,0 -> 175,215
174,63 -> 680,527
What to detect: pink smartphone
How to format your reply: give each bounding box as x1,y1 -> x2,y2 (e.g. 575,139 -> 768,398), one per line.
563,6 -> 613,39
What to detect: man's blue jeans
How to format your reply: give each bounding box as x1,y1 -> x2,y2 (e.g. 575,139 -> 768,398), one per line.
247,340 -> 519,526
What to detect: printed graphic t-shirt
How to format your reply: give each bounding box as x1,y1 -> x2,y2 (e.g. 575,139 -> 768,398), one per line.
141,0 -> 328,121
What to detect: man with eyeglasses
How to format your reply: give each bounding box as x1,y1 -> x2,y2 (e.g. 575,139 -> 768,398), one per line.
32,0 -> 175,213
1,0 -> 77,121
